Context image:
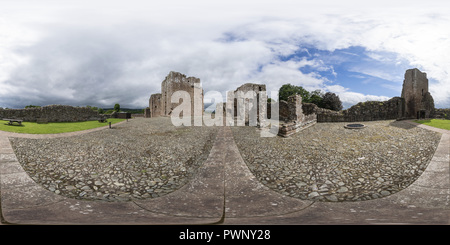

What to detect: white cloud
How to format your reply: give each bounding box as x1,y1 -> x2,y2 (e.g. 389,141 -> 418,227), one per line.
324,84 -> 390,109
1,0 -> 449,109
339,92 -> 391,109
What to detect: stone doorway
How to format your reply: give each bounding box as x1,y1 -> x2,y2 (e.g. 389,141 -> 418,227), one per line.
417,110 -> 426,119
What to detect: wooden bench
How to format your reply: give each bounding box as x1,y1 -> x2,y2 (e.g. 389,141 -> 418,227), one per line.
3,118 -> 23,125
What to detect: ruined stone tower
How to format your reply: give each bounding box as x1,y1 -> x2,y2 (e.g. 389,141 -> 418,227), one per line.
149,93 -> 162,117
149,71 -> 204,118
401,68 -> 434,119
232,83 -> 266,126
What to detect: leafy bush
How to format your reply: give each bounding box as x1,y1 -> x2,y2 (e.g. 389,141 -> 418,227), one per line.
114,103 -> 121,112
321,92 -> 343,111
25,105 -> 41,109
278,84 -> 310,102
278,84 -> 342,111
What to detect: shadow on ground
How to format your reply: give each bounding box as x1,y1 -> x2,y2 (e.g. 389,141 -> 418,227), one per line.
389,120 -> 419,130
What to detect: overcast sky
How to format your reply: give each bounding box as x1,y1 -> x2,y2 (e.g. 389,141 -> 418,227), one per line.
1,0 -> 449,109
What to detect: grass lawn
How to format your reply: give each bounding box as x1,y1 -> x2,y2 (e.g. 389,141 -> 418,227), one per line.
0,118 -> 126,134
414,119 -> 450,130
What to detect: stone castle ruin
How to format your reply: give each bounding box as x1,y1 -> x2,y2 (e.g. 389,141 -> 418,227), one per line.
145,68 -> 443,137
274,68 -> 437,136
401,68 -> 435,119
313,68 -> 434,123
276,95 -> 318,137
147,71 -> 204,118
228,83 -> 267,127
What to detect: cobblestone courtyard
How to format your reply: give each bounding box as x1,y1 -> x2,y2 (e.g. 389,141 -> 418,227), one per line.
9,118 -> 219,201
232,120 -> 441,202
0,117 -> 448,224
8,118 -> 441,202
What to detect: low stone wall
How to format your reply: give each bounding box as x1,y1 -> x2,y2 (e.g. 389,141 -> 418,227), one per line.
434,108 -> 450,119
277,96 -> 318,137
0,105 -> 99,122
144,108 -> 151,118
314,97 -> 405,122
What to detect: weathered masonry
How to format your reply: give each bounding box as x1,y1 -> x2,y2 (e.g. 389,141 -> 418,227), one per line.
230,83 -> 267,127
149,93 -> 162,118
0,105 -> 99,122
144,68 -> 443,137
148,71 -> 204,118
314,97 -> 405,122
266,68 -> 436,136
401,68 -> 434,119
314,68 -> 435,122
277,95 -> 317,137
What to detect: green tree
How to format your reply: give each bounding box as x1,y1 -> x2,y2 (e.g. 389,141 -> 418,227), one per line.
309,90 -> 324,107
114,103 -> 120,112
321,92 -> 343,111
98,108 -> 104,114
86,105 -> 98,111
25,105 -> 41,109
278,84 -> 311,102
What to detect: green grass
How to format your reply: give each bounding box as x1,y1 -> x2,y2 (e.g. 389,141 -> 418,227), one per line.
0,118 -> 126,134
415,119 -> 450,130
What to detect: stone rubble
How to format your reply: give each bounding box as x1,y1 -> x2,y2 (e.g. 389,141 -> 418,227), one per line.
232,120 -> 441,202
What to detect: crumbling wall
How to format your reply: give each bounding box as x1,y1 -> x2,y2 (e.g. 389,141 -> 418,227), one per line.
421,92 -> 435,118
161,71 -> 203,117
401,68 -> 434,119
277,95 -> 317,137
149,71 -> 204,118
144,107 -> 151,118
149,93 -> 162,117
278,100 -> 289,121
0,105 -> 99,122
314,97 -> 405,122
434,108 -> 450,119
232,83 -> 266,126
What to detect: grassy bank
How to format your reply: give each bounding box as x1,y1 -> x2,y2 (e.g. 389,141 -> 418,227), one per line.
414,119 -> 450,130
0,118 -> 125,134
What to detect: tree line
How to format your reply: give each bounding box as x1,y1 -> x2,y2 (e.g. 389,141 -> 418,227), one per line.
278,84 -> 343,111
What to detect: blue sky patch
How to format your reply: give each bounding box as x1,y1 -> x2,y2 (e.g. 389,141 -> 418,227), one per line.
280,45 -> 408,99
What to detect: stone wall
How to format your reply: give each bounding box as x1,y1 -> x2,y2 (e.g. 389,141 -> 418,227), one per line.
161,71 -> 203,117
232,83 -> 266,126
401,68 -> 434,119
434,108 -> 450,119
277,95 -> 317,137
277,100 -> 289,121
143,107 -> 151,118
314,97 -> 405,122
274,95 -> 406,136
421,92 -> 435,118
149,93 -> 162,117
0,105 -> 99,122
149,71 -> 204,118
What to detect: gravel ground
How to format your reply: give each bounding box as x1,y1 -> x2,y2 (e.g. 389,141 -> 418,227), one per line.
10,117 -> 219,202
232,120 -> 441,202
